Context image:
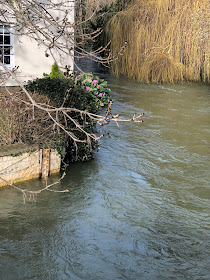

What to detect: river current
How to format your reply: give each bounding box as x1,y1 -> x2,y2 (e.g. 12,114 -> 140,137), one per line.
0,61 -> 210,280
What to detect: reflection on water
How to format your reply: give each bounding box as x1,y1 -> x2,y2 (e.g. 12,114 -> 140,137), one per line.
0,62 -> 210,279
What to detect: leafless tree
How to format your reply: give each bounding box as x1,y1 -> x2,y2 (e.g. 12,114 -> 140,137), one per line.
0,0 -> 143,197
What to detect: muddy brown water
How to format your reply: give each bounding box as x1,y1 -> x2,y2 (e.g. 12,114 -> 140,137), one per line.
0,62 -> 209,279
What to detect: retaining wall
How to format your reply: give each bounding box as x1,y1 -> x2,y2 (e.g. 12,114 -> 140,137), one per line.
0,147 -> 61,187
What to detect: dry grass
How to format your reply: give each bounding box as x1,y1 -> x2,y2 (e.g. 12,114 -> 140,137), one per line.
0,88 -> 61,147
107,0 -> 210,83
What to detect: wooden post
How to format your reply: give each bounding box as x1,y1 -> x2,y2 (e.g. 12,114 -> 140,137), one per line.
39,149 -> 43,178
42,149 -> 50,178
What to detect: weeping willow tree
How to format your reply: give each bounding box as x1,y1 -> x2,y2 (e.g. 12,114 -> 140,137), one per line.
107,0 -> 210,83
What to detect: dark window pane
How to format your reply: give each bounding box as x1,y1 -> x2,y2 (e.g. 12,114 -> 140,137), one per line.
4,56 -> 10,64
0,35 -> 3,44
4,46 -> 11,55
0,47 -> 2,54
4,36 -> 10,44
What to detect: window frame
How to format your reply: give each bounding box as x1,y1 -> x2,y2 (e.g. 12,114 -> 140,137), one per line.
0,25 -> 14,69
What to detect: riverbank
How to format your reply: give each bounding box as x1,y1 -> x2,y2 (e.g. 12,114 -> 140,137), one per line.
0,71 -> 111,187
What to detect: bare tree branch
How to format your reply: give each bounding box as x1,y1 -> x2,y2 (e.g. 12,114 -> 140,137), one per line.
0,0 -> 143,198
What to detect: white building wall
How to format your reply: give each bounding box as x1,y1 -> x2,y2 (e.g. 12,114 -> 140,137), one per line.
0,1 -> 75,86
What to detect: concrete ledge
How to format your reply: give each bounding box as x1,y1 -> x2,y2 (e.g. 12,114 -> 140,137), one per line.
0,143 -> 39,157
0,146 -> 61,187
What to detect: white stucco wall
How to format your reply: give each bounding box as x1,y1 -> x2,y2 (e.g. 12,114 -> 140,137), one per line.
0,1 -> 75,86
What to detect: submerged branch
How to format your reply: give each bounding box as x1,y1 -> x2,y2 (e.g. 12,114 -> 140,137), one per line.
0,172 -> 69,204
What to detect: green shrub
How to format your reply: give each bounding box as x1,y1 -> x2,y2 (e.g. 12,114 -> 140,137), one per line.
50,63 -> 63,79
26,72 -> 111,112
25,70 -> 111,162
73,72 -> 111,110
26,77 -> 72,107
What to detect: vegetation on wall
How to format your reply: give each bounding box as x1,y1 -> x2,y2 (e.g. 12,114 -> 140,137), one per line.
0,65 -> 111,162
0,90 -> 61,148
106,0 -> 210,83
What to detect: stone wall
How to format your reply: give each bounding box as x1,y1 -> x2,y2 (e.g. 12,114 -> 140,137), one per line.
0,148 -> 61,187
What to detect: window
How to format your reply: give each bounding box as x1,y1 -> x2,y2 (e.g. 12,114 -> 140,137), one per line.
0,25 -> 14,68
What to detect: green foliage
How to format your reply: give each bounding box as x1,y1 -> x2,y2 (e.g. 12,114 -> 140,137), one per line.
25,69 -> 111,162
26,78 -> 72,107
26,71 -> 111,112
73,72 -> 111,110
50,63 -> 63,79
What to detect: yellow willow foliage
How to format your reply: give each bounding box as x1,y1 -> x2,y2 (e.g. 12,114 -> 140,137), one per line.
107,0 -> 210,83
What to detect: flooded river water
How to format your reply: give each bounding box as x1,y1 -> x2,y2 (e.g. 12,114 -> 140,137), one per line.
0,62 -> 210,280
